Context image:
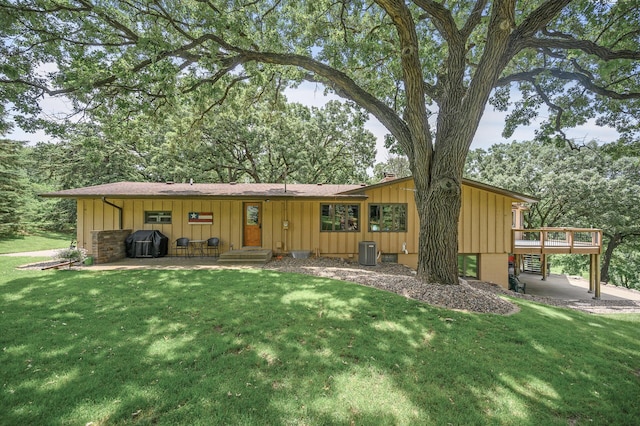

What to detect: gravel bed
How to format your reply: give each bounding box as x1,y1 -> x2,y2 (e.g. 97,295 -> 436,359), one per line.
264,257 -> 640,315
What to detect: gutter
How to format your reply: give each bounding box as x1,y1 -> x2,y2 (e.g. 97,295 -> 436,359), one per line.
101,197 -> 123,230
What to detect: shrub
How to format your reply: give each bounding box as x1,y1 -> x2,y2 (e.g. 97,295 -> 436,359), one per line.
54,247 -> 87,264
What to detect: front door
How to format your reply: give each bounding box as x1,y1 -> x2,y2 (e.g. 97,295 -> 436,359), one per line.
243,202 -> 262,247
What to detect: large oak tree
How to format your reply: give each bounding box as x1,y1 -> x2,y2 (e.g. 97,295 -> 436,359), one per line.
2,0 -> 639,284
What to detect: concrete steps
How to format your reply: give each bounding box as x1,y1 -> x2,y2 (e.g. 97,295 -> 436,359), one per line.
217,249 -> 273,265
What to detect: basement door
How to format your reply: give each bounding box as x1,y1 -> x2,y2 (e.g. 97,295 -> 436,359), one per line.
243,202 -> 262,247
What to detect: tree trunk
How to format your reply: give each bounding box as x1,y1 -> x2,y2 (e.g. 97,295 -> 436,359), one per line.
600,233 -> 622,283
409,91 -> 491,284
415,174 -> 462,284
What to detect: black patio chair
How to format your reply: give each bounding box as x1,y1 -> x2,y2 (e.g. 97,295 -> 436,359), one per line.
205,237 -> 220,257
175,237 -> 190,257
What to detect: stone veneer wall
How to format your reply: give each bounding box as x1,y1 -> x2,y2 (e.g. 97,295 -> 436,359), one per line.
91,229 -> 132,264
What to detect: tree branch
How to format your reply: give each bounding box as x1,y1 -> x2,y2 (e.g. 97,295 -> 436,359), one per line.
376,0 -> 433,164
1,33 -> 217,96
76,0 -> 140,42
513,0 -> 572,38
463,0 -> 516,134
461,0 -> 489,38
529,80 -> 580,149
520,37 -> 640,61
495,68 -> 640,100
190,76 -> 250,127
234,46 -> 413,155
411,0 -> 460,43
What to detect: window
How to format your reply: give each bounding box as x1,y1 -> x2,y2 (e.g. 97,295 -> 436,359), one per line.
369,204 -> 407,232
321,204 -> 359,231
458,254 -> 478,278
145,211 -> 172,224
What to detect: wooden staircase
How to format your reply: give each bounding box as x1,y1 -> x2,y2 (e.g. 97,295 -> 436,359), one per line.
217,249 -> 273,265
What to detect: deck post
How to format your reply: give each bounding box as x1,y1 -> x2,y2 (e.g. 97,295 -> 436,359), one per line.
588,254 -> 595,293
594,254 -> 601,300
540,254 -> 547,280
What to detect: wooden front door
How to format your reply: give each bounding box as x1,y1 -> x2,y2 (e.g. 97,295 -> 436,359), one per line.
243,202 -> 262,247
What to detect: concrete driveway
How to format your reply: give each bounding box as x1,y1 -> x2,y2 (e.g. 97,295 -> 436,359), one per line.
1,249 -> 62,257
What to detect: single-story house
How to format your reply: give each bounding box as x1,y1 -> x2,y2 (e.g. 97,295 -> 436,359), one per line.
42,176 -> 538,287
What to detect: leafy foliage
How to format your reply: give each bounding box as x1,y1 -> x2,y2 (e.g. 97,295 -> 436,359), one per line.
127,91 -> 377,184
610,244 -> 640,289
0,139 -> 27,236
372,155 -> 412,181
54,246 -> 87,264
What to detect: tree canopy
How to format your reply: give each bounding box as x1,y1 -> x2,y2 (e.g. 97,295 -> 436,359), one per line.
0,139 -> 27,236
2,0 -> 639,284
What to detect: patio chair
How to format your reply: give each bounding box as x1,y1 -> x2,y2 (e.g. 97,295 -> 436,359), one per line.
205,237 -> 220,257
175,237 -> 190,257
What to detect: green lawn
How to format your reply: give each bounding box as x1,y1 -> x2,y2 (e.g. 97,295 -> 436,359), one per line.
0,231 -> 73,254
1,256 -> 639,425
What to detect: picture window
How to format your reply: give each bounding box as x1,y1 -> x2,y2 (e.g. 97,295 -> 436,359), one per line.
368,204 -> 407,232
320,204 -> 359,232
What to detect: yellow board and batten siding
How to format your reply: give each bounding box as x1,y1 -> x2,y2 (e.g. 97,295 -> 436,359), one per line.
78,198 -> 246,251
458,184 -> 512,254
76,183 -> 515,258
76,179 -> 518,287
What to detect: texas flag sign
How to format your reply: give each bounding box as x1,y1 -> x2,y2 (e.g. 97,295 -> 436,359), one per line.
188,212 -> 213,224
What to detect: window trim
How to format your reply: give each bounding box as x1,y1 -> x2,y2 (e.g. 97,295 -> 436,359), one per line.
320,203 -> 360,232
368,203 -> 408,232
144,211 -> 172,224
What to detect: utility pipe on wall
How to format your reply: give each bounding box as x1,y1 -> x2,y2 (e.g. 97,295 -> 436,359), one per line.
101,197 -> 123,230
284,200 -> 288,253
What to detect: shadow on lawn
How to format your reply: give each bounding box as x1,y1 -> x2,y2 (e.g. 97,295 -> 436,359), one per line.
1,268 -> 639,424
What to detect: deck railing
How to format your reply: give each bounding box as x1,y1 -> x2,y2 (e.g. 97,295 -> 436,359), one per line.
512,228 -> 602,254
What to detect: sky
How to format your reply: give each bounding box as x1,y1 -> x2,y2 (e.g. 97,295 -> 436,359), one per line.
8,82 -> 619,164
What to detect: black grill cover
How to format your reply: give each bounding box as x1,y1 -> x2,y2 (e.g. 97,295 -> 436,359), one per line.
125,230 -> 169,258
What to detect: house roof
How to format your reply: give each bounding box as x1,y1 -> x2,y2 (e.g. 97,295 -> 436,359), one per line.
40,181 -> 368,199
41,178 -> 538,203
340,176 -> 539,203
462,178 -> 539,203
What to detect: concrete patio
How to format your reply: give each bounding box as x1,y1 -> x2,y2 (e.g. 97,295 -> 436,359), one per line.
518,272 -> 640,302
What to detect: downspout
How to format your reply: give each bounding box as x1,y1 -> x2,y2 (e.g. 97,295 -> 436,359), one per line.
284,199 -> 288,253
102,197 -> 123,230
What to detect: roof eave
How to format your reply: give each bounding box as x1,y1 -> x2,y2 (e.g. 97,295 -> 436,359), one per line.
339,176 -> 539,203
39,193 -> 368,200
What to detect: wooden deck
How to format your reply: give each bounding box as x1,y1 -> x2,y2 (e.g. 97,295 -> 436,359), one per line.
512,228 -> 602,255
512,227 -> 603,299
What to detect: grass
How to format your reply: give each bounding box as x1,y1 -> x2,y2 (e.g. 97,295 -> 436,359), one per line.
0,231 -> 74,254
1,257 -> 639,425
